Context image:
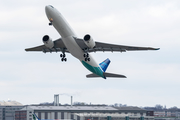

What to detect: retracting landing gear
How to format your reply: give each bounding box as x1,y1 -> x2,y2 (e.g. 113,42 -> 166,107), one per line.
60,53 -> 67,62
49,18 -> 53,26
84,53 -> 90,61
60,48 -> 67,62
49,22 -> 52,26
60,51 -> 67,62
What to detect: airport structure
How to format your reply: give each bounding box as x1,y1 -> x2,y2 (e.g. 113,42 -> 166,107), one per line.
15,105 -> 154,120
0,101 -> 24,120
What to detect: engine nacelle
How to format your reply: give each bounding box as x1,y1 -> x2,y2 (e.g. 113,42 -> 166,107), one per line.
83,34 -> 96,48
42,35 -> 54,48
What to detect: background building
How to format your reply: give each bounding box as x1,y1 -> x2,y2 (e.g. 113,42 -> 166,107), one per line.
0,100 -> 24,120
144,106 -> 180,120
15,105 -> 154,120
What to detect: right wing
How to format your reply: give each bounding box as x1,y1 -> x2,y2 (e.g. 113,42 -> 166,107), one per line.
25,38 -> 69,53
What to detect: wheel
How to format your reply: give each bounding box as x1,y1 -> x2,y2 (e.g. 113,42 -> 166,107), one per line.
85,58 -> 87,61
61,58 -> 64,61
88,58 -> 90,61
60,54 -> 63,57
83,54 -> 86,57
86,53 -> 89,57
49,22 -> 52,25
64,58 -> 67,61
63,54 -> 66,57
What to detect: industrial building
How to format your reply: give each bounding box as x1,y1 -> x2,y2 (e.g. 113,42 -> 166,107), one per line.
15,105 -> 154,120
0,106 -> 24,120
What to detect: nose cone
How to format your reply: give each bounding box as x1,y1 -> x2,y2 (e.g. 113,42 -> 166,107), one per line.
45,5 -> 54,11
45,5 -> 55,18
45,5 -> 53,19
45,5 -> 50,13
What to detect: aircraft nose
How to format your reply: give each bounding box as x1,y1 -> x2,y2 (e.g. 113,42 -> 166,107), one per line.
45,5 -> 55,16
45,5 -> 53,19
45,5 -> 50,13
45,5 -> 54,11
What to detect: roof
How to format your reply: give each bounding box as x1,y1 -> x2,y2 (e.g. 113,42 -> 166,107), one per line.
22,106 -> 117,111
113,106 -> 146,111
0,100 -> 23,106
21,106 -> 146,112
74,113 -> 153,118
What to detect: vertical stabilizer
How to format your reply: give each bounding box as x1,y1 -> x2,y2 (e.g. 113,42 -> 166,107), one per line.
99,58 -> 111,72
33,113 -> 39,120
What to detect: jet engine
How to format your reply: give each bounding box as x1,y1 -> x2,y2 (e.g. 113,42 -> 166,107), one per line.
42,35 -> 54,48
83,34 -> 96,48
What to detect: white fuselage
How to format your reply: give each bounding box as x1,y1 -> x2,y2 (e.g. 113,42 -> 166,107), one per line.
45,5 -> 104,78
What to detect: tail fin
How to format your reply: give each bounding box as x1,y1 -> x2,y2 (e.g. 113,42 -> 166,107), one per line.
99,58 -> 111,72
33,113 -> 39,120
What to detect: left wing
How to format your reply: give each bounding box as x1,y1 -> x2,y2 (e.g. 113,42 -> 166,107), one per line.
75,38 -> 160,53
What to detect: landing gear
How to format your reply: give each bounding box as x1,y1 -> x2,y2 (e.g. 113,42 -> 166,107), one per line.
60,53 -> 67,62
84,53 -> 90,61
49,18 -> 53,26
64,58 -> 67,61
84,53 -> 89,58
61,57 -> 67,62
85,58 -> 90,61
60,54 -> 65,58
49,22 -> 52,26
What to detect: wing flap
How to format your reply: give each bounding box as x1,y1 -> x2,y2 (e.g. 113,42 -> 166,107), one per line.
95,41 -> 159,51
75,38 -> 160,53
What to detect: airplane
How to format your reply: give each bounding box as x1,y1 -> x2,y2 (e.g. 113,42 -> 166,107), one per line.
25,5 -> 160,79
33,113 -> 39,120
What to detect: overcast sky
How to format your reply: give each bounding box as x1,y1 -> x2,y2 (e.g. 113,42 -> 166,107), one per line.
0,0 -> 180,108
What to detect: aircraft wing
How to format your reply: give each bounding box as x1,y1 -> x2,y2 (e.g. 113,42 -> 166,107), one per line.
75,38 -> 160,53
25,37 -> 159,53
25,38 -> 69,53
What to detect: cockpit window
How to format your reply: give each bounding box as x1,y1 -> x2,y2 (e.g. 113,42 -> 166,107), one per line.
49,5 -> 54,8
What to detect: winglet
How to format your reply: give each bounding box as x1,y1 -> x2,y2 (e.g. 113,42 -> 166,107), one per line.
99,58 -> 111,72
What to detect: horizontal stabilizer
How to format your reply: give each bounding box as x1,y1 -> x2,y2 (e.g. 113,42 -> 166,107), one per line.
86,72 -> 126,78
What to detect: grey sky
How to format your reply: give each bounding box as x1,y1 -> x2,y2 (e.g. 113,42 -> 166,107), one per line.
0,0 -> 180,108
